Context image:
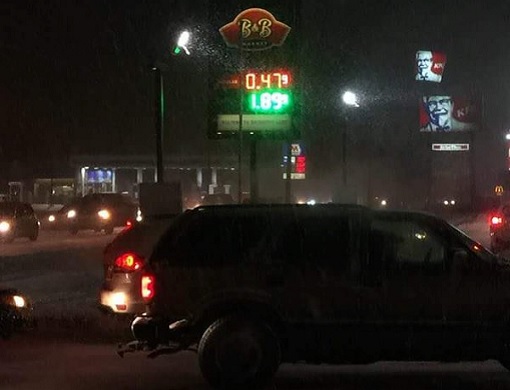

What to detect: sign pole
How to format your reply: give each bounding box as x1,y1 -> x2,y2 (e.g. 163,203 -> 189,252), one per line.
285,140 -> 292,202
237,31 -> 244,204
154,67 -> 164,184
250,139 -> 258,203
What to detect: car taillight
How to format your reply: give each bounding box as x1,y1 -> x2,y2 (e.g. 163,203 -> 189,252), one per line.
491,215 -> 503,226
114,253 -> 144,272
141,274 -> 155,301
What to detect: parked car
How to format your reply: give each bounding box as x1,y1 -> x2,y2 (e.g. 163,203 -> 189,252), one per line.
66,193 -> 138,235
489,203 -> 510,252
118,204 -> 508,388
0,202 -> 40,243
0,287 -> 34,339
99,215 -> 175,315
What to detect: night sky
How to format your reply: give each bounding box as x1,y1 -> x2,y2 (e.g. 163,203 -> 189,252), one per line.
1,0 -> 510,194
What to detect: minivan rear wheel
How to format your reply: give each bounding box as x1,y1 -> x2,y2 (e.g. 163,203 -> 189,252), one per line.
198,316 -> 281,389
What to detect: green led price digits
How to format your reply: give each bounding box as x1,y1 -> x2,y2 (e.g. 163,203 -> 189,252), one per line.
247,91 -> 291,113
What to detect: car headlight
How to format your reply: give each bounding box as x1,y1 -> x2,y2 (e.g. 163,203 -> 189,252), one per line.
136,209 -> 143,222
12,295 -> 26,308
48,215 -> 56,222
0,221 -> 11,233
98,209 -> 111,220
67,210 -> 76,219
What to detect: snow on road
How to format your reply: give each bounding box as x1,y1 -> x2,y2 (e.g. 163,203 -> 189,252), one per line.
0,229 -> 116,257
0,229 -> 117,317
0,338 -> 509,390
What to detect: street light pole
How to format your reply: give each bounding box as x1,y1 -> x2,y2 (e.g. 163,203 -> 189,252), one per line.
151,30 -> 191,185
153,66 -> 164,184
341,90 -> 359,189
342,126 -> 347,186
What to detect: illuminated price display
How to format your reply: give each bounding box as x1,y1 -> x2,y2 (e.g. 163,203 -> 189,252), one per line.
211,68 -> 298,138
245,71 -> 291,90
247,91 -> 291,113
295,156 -> 306,174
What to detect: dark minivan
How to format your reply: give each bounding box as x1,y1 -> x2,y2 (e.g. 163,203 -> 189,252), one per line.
121,204 -> 510,389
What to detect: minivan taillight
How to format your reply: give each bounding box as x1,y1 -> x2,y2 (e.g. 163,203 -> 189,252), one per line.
114,253 -> 144,272
141,274 -> 155,301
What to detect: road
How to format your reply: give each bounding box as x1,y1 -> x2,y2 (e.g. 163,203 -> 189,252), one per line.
1,338 -> 510,390
0,214 -> 507,390
0,229 -> 117,317
0,228 -> 115,257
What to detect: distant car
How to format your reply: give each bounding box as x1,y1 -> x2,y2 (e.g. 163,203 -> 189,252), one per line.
99,215 -> 175,314
489,203 -> 510,252
0,202 -> 40,243
66,193 -> 138,235
0,288 -> 33,339
44,202 -> 78,230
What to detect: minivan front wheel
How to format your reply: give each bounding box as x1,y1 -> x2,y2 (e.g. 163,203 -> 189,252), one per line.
198,316 -> 281,389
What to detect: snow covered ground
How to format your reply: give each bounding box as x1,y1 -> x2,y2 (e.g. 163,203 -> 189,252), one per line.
0,230 -> 117,317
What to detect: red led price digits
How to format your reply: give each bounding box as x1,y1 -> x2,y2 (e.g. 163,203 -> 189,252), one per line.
245,71 -> 291,90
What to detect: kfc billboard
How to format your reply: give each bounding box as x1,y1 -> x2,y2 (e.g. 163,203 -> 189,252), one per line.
419,96 -> 479,132
415,50 -> 447,82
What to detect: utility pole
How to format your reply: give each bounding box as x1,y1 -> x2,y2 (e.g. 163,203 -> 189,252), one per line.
153,66 -> 165,184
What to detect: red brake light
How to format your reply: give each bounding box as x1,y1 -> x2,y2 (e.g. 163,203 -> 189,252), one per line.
141,274 -> 155,301
114,253 -> 144,272
120,220 -> 134,233
491,216 -> 503,226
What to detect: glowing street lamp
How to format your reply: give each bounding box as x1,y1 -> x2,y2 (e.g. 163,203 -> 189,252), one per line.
173,30 -> 191,55
342,90 -> 360,108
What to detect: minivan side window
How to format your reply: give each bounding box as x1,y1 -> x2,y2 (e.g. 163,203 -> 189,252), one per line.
371,217 -> 447,271
272,214 -> 352,270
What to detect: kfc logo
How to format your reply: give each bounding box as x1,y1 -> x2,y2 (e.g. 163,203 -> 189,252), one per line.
415,50 -> 447,83
219,8 -> 291,51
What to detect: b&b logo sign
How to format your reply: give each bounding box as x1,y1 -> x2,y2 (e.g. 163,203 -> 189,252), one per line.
219,8 -> 291,51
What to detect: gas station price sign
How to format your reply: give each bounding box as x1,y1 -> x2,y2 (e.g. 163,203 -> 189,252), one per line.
211,69 -> 296,138
244,71 -> 292,113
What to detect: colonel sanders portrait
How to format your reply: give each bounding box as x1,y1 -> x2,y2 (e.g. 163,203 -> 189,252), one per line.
415,51 -> 443,82
420,96 -> 476,132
